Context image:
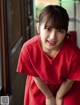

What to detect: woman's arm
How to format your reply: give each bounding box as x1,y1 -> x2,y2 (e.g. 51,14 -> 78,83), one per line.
33,76 -> 56,105
56,79 -> 74,98
33,76 -> 53,98
56,79 -> 74,105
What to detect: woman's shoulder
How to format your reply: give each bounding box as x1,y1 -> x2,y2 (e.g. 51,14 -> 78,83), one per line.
21,35 -> 40,55
24,35 -> 40,46
64,39 -> 80,55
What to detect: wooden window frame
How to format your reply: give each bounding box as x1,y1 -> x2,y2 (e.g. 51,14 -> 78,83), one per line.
0,0 -> 10,95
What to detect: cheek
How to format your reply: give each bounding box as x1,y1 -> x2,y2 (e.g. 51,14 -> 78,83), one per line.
57,34 -> 66,41
41,34 -> 47,41
40,32 -> 48,40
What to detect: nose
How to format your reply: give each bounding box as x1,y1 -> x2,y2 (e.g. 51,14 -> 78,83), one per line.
49,29 -> 56,40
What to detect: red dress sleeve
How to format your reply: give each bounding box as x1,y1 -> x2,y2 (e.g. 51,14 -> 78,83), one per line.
68,49 -> 80,81
16,43 -> 38,76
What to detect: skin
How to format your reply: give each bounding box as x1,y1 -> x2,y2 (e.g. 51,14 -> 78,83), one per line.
56,79 -> 74,105
33,22 -> 74,105
33,77 -> 56,105
37,22 -> 66,58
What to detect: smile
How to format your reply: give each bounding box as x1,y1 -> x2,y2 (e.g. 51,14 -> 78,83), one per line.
47,40 -> 57,46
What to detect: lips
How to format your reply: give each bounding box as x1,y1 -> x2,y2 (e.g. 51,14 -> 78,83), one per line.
47,40 -> 57,46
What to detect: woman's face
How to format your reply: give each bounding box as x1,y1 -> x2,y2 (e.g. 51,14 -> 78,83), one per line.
38,22 -> 66,52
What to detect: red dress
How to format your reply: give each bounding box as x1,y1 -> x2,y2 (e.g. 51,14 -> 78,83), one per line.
17,35 -> 80,105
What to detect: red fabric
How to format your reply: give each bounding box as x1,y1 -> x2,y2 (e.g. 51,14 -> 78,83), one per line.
17,35 -> 80,105
63,82 -> 80,105
69,31 -> 77,45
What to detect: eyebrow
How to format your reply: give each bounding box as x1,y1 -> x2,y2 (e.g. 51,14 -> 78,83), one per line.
45,26 -> 52,28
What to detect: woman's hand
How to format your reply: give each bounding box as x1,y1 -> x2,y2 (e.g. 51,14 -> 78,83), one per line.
56,96 -> 63,105
46,96 -> 56,105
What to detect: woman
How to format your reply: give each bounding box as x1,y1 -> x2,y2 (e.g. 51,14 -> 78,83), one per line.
17,5 -> 80,105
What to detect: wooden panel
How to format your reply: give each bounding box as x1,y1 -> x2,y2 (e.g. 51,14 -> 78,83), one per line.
8,0 -> 22,49
0,0 -> 8,94
7,0 -> 27,104
0,1 -> 2,91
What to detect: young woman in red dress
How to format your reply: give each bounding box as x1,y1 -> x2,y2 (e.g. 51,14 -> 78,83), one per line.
17,5 -> 80,105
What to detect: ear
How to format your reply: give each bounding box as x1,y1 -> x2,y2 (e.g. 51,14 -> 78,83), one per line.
66,33 -> 71,39
36,23 -> 40,34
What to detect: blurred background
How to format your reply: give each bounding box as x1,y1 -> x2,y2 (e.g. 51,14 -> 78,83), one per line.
0,0 -> 80,105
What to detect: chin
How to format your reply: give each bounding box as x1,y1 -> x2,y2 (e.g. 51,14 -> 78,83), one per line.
46,45 -> 56,50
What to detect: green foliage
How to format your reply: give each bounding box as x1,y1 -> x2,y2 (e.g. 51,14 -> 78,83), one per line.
36,4 -> 45,18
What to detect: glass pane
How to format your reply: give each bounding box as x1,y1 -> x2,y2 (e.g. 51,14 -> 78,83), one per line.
35,0 -> 60,18
61,0 -> 74,18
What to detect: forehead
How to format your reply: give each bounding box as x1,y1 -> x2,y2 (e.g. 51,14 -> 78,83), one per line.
41,19 -> 58,29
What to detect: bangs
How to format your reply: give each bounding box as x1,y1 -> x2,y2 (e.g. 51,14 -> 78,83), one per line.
44,12 -> 68,31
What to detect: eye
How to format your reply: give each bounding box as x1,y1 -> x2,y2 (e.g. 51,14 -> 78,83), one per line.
45,27 -> 51,32
57,29 -> 65,33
